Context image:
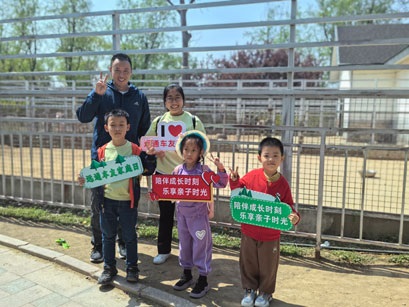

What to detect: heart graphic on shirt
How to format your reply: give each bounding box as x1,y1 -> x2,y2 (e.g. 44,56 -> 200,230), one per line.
201,171 -> 213,185
195,230 -> 206,240
168,125 -> 183,137
210,174 -> 220,184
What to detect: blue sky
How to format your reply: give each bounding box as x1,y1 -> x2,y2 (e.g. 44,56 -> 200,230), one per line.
89,1 -> 316,51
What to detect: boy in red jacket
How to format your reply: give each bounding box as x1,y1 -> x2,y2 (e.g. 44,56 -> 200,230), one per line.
229,137 -> 300,307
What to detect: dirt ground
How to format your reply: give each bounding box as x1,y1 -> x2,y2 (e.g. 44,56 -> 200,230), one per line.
1,216 -> 408,307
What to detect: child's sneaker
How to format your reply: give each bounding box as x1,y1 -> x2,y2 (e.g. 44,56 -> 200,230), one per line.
241,289 -> 256,306
189,275 -> 209,298
254,292 -> 272,307
173,272 -> 194,291
90,245 -> 103,263
126,266 -> 139,283
98,266 -> 118,285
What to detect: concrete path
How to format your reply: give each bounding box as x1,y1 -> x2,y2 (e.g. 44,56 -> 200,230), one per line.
0,235 -> 194,307
0,244 -> 151,306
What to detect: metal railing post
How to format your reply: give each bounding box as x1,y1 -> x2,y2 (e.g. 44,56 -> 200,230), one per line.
315,129 -> 326,259
112,12 -> 121,51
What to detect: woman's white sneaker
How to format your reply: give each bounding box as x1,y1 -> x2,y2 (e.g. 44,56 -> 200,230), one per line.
153,253 -> 170,264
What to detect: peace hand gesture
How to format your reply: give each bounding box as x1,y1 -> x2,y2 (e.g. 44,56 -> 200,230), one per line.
95,72 -> 108,96
228,166 -> 239,181
208,153 -> 225,171
143,140 -> 157,156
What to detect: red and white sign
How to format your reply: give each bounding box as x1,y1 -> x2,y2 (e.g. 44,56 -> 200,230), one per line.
140,137 -> 178,152
140,121 -> 186,151
150,171 -> 220,202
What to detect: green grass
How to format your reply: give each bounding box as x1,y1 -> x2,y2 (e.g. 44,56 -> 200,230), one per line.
281,244 -> 310,257
389,254 -> 409,266
213,232 -> 241,249
330,250 -> 375,266
0,205 -> 90,226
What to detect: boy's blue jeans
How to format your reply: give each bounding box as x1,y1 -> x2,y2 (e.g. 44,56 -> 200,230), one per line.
100,198 -> 138,269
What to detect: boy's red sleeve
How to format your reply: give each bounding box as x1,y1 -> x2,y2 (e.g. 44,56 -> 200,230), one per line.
277,180 -> 301,226
229,176 -> 243,190
288,197 -> 301,225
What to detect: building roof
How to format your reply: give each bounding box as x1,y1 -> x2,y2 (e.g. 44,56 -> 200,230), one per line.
337,24 -> 409,65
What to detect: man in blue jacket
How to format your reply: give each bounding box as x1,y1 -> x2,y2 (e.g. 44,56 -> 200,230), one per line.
76,53 -> 151,263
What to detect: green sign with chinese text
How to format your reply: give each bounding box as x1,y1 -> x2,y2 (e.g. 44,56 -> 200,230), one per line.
230,188 -> 293,231
80,155 -> 143,189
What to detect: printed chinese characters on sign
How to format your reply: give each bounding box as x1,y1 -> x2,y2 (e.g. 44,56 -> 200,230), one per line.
230,188 -> 293,231
80,155 -> 144,189
150,174 -> 214,202
140,121 -> 186,152
140,138 -> 178,151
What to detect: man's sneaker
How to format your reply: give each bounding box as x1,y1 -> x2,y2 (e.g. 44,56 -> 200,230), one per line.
241,289 -> 256,307
126,266 -> 139,283
254,292 -> 272,307
118,244 -> 126,259
189,276 -> 209,299
98,266 -> 118,285
153,253 -> 170,265
173,273 -> 194,291
90,246 -> 103,263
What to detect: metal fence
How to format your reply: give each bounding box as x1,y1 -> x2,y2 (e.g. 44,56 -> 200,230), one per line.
1,0 -> 409,255
2,104 -> 409,253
